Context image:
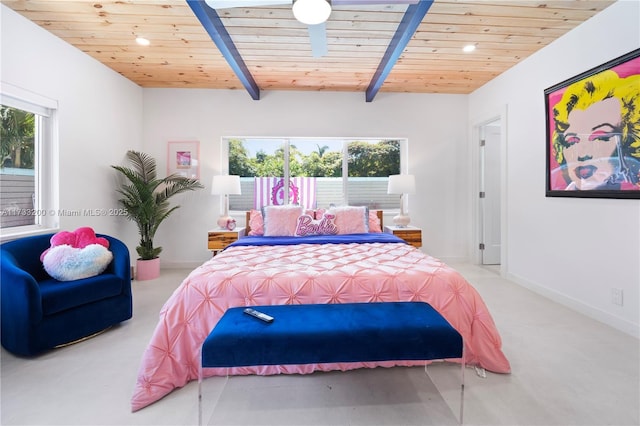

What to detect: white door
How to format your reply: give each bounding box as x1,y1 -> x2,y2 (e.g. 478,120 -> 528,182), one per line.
481,122 -> 501,265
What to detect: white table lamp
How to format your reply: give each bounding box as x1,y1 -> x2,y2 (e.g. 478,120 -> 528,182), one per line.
387,174 -> 416,227
211,175 -> 241,229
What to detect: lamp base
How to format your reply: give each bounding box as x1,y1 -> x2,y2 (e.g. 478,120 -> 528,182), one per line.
217,215 -> 233,229
392,214 -> 411,228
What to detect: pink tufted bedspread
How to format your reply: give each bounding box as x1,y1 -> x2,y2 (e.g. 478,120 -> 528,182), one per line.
131,240 -> 510,411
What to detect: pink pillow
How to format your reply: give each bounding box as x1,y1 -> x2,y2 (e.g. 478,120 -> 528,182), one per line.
328,206 -> 369,234
369,210 -> 382,233
39,227 -> 112,281
248,209 -> 264,236
316,208 -> 380,233
262,205 -> 304,236
295,213 -> 338,236
40,227 -> 109,261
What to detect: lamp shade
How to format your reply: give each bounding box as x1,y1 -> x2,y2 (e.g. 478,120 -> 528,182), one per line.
211,175 -> 241,195
292,0 -> 332,25
387,174 -> 416,195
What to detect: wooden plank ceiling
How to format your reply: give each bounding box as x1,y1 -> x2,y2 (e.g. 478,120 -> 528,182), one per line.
3,0 -> 615,97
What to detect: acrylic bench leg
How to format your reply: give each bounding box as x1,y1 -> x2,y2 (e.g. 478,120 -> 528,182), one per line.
198,369 -> 229,426
460,353 -> 465,424
198,361 -> 203,426
424,359 -> 465,425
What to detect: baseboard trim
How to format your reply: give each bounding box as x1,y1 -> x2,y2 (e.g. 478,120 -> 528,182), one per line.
436,256 -> 469,264
159,261 -> 205,270
506,271 -> 639,339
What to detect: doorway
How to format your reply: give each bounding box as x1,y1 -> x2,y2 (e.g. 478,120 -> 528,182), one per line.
479,119 -> 502,265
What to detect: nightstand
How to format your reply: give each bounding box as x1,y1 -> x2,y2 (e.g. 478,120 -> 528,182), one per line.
207,227 -> 246,255
384,225 -> 422,248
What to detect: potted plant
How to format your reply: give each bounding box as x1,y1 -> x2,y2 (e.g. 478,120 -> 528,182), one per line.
111,150 -> 203,280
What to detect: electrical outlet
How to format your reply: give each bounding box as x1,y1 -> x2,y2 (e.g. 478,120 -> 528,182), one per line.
611,288 -> 624,306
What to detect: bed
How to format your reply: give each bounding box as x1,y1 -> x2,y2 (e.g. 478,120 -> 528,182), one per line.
131,206 -> 510,412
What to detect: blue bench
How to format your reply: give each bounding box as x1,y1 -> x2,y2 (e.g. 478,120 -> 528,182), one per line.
199,302 -> 464,424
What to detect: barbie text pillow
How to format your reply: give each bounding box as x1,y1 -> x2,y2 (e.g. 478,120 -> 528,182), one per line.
294,213 -> 338,236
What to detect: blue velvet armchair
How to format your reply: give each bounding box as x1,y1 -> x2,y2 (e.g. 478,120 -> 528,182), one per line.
1,233 -> 132,356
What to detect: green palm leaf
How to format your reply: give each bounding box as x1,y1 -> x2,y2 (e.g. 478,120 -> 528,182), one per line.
111,150 -> 203,260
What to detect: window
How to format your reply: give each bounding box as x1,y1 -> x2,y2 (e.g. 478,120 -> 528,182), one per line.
1,85 -> 58,239
225,137 -> 404,211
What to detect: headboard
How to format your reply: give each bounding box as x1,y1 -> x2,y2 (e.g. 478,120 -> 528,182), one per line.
245,209 -> 384,235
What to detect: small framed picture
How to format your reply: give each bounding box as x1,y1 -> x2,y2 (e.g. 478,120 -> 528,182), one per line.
167,141 -> 200,180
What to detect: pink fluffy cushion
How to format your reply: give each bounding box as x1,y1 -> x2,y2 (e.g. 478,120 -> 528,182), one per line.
328,206 -> 369,234
248,209 -> 265,236
40,227 -> 109,261
262,205 -> 304,236
294,213 -> 338,236
40,227 -> 112,281
42,244 -> 113,281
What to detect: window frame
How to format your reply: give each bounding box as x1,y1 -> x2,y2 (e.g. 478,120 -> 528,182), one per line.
221,136 -> 409,212
0,83 -> 59,241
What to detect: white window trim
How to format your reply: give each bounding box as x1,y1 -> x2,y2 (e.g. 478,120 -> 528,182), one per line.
0,82 -> 59,241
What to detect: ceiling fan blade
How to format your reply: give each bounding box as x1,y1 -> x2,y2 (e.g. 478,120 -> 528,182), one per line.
204,0 -> 291,9
308,23 -> 328,57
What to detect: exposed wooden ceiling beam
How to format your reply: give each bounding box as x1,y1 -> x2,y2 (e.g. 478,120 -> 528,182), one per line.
365,0 -> 434,102
186,0 -> 260,100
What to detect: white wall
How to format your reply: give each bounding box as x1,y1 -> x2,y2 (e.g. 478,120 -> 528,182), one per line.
469,0 -> 640,337
0,5 -> 143,247
142,89 -> 469,266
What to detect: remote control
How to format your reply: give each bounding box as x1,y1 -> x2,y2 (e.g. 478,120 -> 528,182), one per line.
243,308 -> 274,323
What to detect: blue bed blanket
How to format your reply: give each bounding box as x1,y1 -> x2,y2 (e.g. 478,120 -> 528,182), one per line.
227,232 -> 407,249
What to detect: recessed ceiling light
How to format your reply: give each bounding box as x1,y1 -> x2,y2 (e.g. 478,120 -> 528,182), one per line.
463,44 -> 476,53
136,37 -> 150,46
